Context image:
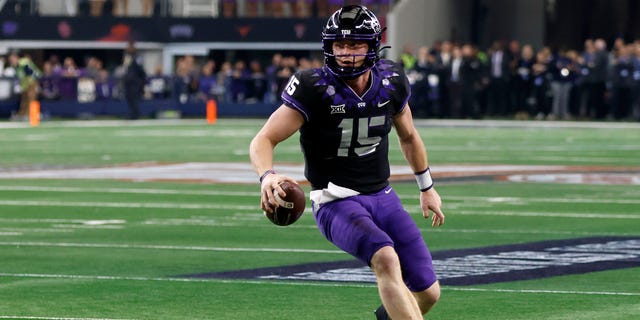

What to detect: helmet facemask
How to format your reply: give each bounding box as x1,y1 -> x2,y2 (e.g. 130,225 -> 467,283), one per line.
322,5 -> 382,79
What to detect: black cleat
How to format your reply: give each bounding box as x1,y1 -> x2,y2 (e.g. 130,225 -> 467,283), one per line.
374,304 -> 391,320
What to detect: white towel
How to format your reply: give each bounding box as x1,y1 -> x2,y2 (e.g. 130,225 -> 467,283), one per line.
310,182 -> 360,213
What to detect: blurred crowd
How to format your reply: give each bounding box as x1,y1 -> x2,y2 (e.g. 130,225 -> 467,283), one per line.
0,50 -> 325,111
3,0 -> 392,18
2,36 -> 640,121
403,38 -> 640,121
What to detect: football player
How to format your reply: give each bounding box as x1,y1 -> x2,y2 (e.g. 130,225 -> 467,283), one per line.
249,5 -> 444,319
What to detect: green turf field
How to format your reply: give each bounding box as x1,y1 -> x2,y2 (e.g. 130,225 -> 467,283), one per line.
0,119 -> 638,319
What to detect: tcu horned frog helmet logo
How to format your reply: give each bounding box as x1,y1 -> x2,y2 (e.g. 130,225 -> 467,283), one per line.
322,5 -> 383,79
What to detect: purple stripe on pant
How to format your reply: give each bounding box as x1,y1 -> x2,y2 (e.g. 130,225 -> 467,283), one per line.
313,186 -> 437,292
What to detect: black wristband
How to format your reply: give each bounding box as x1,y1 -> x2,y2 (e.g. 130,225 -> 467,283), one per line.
259,169 -> 276,183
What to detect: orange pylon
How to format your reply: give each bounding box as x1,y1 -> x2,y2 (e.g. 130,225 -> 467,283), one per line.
206,99 -> 217,124
29,100 -> 40,127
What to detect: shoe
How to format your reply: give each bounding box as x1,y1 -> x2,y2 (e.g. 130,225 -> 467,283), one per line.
374,304 -> 391,320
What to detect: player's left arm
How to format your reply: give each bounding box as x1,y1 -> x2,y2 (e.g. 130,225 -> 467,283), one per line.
393,105 -> 445,227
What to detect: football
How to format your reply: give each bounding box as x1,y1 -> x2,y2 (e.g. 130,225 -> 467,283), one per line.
265,181 -> 306,226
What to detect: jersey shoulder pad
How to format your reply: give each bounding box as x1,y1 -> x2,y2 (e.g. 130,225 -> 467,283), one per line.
376,59 -> 411,112
280,68 -> 325,121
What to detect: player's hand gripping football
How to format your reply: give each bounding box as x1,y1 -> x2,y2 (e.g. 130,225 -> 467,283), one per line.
260,172 -> 297,213
420,188 -> 445,227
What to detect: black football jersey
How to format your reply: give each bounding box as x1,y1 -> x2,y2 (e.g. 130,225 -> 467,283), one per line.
281,59 -> 411,194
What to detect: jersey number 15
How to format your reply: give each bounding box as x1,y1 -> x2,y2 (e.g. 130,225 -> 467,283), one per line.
338,116 -> 384,157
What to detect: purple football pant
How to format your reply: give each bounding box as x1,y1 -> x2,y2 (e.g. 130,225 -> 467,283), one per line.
313,186 -> 437,292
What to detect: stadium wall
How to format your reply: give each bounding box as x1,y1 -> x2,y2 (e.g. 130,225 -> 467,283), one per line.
387,0 -> 544,59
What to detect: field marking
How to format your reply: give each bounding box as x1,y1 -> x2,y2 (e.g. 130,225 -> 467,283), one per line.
0,227 -> 73,233
0,200 -> 256,210
2,200 -> 639,219
0,232 -> 22,236
0,186 -> 258,196
0,317 -> 134,320
0,218 -> 126,224
1,186 -> 639,204
443,287 -> 640,296
0,272 -> 638,297
440,210 -> 640,219
2,217 -> 637,237
0,241 -> 345,254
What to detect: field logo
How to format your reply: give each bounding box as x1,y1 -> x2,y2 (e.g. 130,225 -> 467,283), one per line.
182,237 -> 640,286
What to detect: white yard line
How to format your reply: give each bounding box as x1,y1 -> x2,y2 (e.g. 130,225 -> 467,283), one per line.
443,287 -> 640,296
442,210 -> 640,219
0,200 -> 256,210
1,199 -> 638,219
0,272 -> 638,297
0,241 -> 345,254
0,317 -> 134,320
2,185 -> 640,203
0,186 -> 258,196
0,232 -> 22,236
2,218 -> 636,237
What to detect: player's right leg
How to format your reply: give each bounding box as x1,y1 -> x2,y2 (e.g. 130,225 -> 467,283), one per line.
370,246 -> 422,319
374,187 -> 441,315
413,281 -> 441,314
314,198 -> 421,319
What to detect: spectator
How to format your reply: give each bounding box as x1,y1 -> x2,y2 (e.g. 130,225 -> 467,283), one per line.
531,48 -> 552,119
15,54 -> 41,119
147,65 -> 170,99
222,0 -> 236,17
460,44 -> 483,118
246,59 -> 267,103
513,44 -> 535,119
297,57 -> 312,71
89,0 -> 107,16
173,57 -> 192,104
95,69 -> 116,100
84,56 -> 102,80
216,61 -> 233,103
62,57 -> 80,77
39,61 -> 61,101
265,53 -> 283,104
445,45 -> 463,118
47,55 -> 63,76
142,0 -> 154,16
408,46 -> 439,118
399,44 -> 417,70
275,56 -> 296,96
549,49 -> 577,120
610,44 -> 635,119
487,40 -> 512,116
122,42 -> 146,119
230,60 -> 249,102
633,43 -> 640,121
2,53 -> 18,77
268,0 -> 289,18
292,0 -> 312,18
197,60 -> 218,101
587,38 -> 609,119
113,0 -> 128,16
436,41 -> 453,117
